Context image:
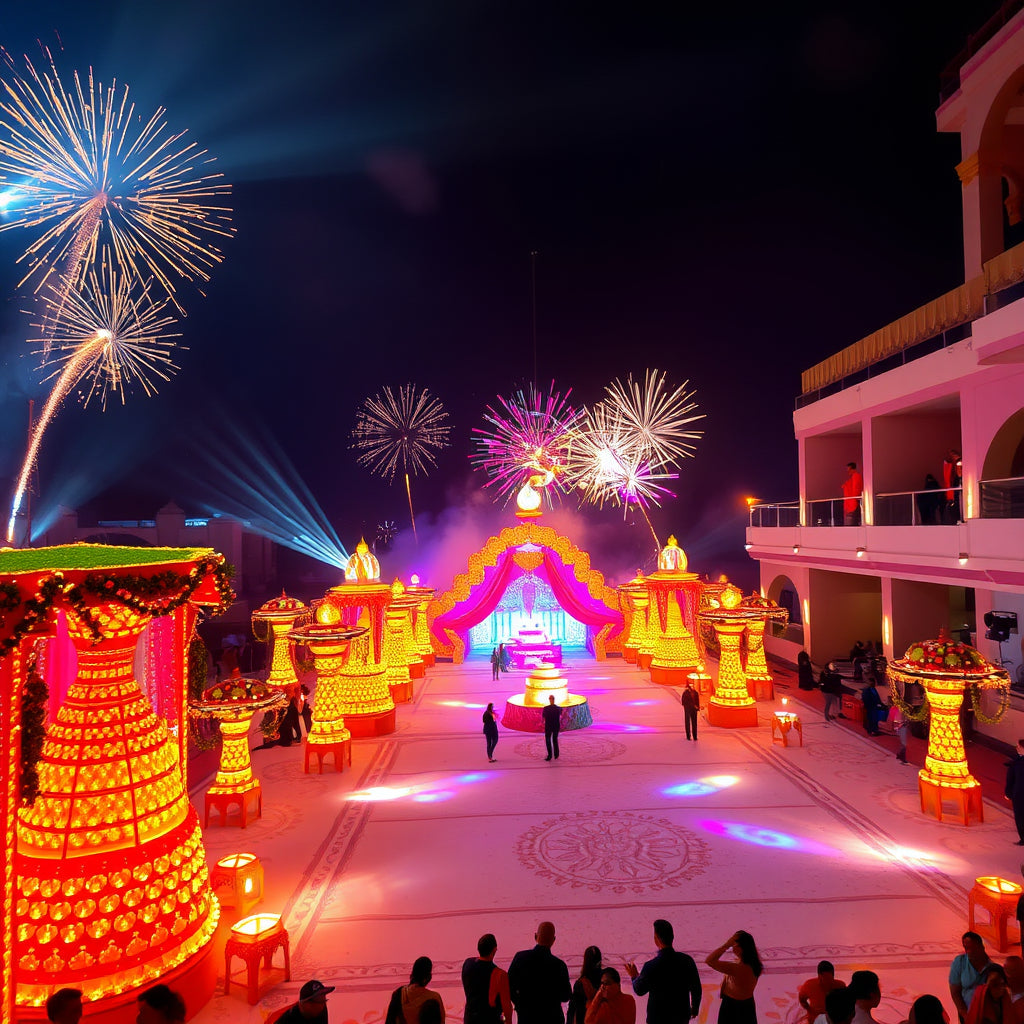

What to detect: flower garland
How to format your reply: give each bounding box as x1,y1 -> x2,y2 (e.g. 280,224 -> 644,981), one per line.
970,680 -> 1011,725
886,672 -> 932,723
0,558 -> 235,659
19,655 -> 48,806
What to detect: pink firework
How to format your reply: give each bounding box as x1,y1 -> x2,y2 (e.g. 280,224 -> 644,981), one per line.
471,382 -> 581,504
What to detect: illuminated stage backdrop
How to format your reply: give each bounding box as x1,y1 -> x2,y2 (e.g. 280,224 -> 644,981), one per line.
428,518 -> 623,663
0,545 -> 233,1024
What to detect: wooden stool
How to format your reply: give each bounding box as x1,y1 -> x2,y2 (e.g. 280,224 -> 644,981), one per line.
205,784 -> 262,828
304,739 -> 352,774
969,878 -> 1023,952
771,713 -> 802,747
919,777 -> 984,825
225,916 -> 291,1004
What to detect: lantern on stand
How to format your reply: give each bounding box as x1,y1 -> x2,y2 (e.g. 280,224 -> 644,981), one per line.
697,584 -> 759,728
617,574 -> 649,667
738,592 -> 788,701
289,605 -> 367,773
887,630 -> 1010,825
190,677 -> 286,827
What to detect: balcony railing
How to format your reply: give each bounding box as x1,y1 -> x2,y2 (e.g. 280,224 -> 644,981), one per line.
874,487 -> 960,526
748,502 -> 800,528
746,483 -> 1024,527
980,476 -> 1024,518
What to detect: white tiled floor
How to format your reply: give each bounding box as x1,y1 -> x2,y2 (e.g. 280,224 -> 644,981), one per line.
193,653 -> 1023,1024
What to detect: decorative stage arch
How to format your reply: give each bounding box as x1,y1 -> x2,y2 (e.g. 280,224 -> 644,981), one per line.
427,521 -> 624,662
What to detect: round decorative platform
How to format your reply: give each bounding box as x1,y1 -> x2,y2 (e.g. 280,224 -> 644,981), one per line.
501,694 -> 592,732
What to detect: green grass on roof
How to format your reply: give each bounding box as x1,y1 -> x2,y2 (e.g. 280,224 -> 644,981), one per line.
0,544 -> 215,576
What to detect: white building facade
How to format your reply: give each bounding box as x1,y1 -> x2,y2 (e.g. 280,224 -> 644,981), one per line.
748,10 -> 1024,744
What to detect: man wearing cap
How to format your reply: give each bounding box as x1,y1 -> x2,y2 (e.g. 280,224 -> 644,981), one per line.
273,980 -> 335,1024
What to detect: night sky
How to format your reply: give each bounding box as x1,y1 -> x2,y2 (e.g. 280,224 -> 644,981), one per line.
0,3 -> 992,589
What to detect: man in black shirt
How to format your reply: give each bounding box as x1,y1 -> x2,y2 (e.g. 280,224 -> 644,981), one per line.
625,920 -> 701,1024
542,696 -> 562,761
509,921 -> 572,1024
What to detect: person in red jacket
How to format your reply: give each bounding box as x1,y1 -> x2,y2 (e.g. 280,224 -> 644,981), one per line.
842,463 -> 863,526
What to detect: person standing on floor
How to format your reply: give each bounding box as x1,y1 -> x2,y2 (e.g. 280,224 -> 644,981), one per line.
463,932 -> 511,1024
542,695 -> 562,761
483,703 -> 500,762
625,918 -> 702,1024
892,707 -> 910,765
841,463 -> 863,526
1006,739 -> 1024,846
706,931 -> 763,1024
569,946 -> 603,1024
508,921 -> 572,1024
797,650 -> 816,691
820,663 -> 844,724
491,648 -> 500,681
681,681 -> 700,741
499,643 -> 511,673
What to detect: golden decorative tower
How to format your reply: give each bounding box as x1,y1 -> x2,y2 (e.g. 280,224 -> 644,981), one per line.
645,537 -> 702,684
698,585 -> 759,728
251,591 -> 308,692
9,549 -> 230,1011
618,575 -> 649,666
382,580 -> 421,703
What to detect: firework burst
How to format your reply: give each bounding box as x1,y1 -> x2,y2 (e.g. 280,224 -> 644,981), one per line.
565,401 -> 677,511
603,369 -> 704,466
471,382 -> 581,504
0,44 -> 233,316
351,384 -> 451,542
6,255 -> 180,543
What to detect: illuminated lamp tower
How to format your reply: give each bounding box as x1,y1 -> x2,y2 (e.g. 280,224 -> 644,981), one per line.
382,580 -> 422,704
738,593 -> 789,701
319,539 -> 395,736
887,631 -> 1009,825
617,574 -> 649,666
289,605 -> 367,773
406,575 -> 436,668
6,547 -> 231,1014
698,584 -> 759,728
191,678 -> 285,827
646,537 -> 702,684
251,592 -> 308,691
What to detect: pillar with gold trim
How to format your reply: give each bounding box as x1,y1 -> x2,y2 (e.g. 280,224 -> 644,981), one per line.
646,537 -> 702,684
319,540 -> 396,736
698,584 -> 758,727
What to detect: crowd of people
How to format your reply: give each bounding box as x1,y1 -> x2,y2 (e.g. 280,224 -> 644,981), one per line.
44,924 -> 1009,1024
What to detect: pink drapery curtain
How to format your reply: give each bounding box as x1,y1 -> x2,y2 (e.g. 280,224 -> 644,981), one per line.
431,551 -> 519,642
540,552 -> 622,654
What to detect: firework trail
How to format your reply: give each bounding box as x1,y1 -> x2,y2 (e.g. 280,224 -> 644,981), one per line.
0,44 -> 233,326
471,382 -> 580,505
350,384 -> 451,543
6,256 -> 180,543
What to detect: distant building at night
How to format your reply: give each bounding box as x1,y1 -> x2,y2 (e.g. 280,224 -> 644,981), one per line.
747,7 -> 1024,744
42,502 -> 278,623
